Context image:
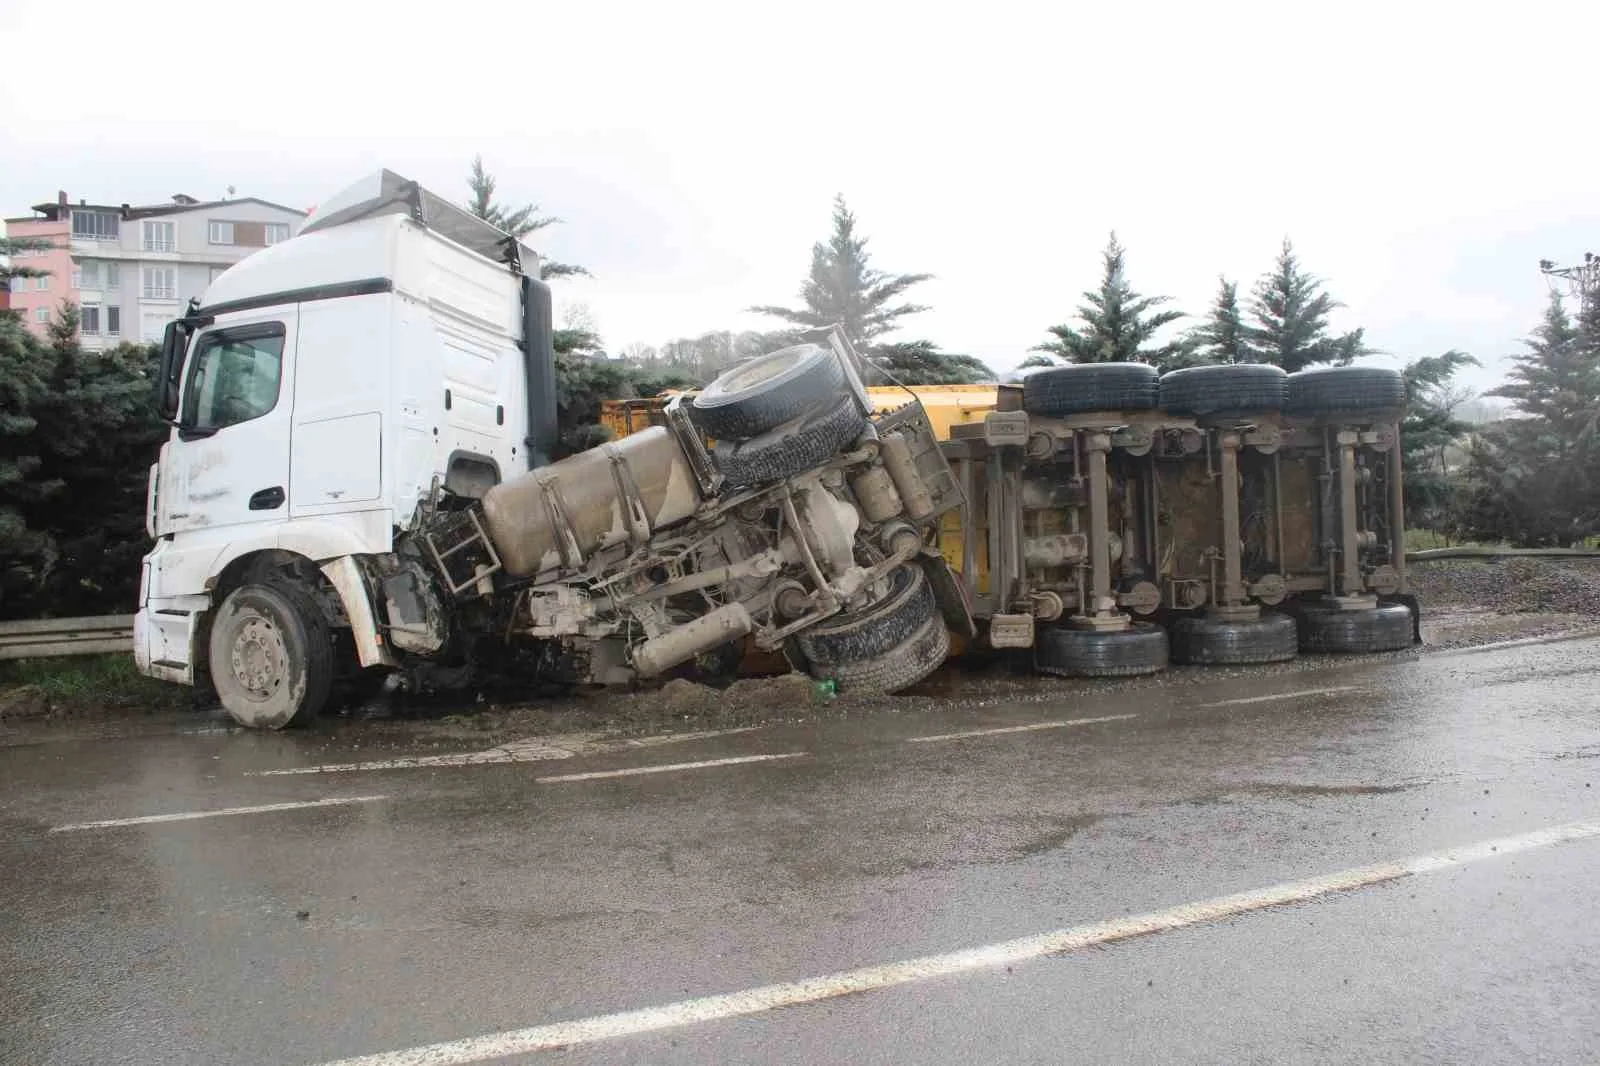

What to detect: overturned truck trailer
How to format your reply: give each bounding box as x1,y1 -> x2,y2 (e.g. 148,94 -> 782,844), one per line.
935,360 -> 1417,674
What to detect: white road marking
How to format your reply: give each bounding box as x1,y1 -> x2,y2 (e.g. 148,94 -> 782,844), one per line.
313,818 -> 1600,1066
1200,686 -> 1358,708
251,727 -> 765,776
908,714 -> 1137,744
535,753 -> 807,784
50,795 -> 387,833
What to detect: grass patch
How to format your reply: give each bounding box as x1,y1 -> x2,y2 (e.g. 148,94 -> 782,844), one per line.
0,654 -> 187,712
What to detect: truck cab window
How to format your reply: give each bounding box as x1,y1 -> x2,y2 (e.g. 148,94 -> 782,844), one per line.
184,325 -> 286,433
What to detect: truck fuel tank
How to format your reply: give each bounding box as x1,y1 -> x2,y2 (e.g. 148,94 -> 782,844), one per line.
480,427 -> 703,578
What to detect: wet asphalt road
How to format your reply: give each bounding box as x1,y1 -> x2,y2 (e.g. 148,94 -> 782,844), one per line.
3,635 -> 1600,1065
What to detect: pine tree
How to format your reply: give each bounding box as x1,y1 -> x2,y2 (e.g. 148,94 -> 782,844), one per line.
750,195 -> 989,384
1246,238 -> 1373,371
466,155 -> 588,280
1184,276 -> 1250,365
1031,232 -> 1185,367
1466,293 -> 1600,545
1399,349 -> 1479,533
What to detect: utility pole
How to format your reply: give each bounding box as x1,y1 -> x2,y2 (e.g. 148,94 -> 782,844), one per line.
1539,253 -> 1599,317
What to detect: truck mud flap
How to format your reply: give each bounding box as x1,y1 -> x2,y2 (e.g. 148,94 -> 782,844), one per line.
920,553 -> 977,639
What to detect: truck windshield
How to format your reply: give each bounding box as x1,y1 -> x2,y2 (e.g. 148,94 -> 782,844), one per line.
183,324 -> 286,435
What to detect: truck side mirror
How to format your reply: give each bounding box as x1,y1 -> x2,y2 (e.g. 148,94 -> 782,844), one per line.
157,322 -> 183,422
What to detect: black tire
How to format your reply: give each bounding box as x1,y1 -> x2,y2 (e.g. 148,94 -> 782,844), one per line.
1286,366 -> 1406,419
1036,621 -> 1168,678
795,563 -> 937,667
208,582 -> 334,729
1170,610 -> 1298,665
1296,601 -> 1414,653
1159,364 -> 1287,419
819,613 -> 950,695
715,399 -> 869,488
1022,363 -> 1160,416
688,344 -> 845,440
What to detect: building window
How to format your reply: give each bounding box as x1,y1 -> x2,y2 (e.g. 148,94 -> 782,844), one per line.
71,211 -> 120,241
142,221 -> 176,253
35,276 -> 48,291
142,266 -> 177,300
81,305 -> 100,335
35,308 -> 49,324
265,223 -> 290,245
107,307 -> 121,336
209,266 -> 227,284
209,221 -> 235,245
104,262 -> 120,289
184,324 -> 286,433
80,261 -> 107,290
8,277 -> 23,294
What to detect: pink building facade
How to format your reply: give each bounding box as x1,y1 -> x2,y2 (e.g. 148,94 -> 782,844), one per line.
4,214 -> 73,338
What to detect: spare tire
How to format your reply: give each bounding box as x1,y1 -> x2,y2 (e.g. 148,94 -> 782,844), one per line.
1022,363 -> 1160,416
1286,366 -> 1406,419
689,344 -> 845,440
1160,364 -> 1287,419
714,399 -> 869,488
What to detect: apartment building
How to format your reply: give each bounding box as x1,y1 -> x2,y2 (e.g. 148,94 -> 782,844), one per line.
4,191 -> 306,350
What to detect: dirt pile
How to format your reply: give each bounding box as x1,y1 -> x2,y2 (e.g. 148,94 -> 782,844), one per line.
1410,558 -> 1600,616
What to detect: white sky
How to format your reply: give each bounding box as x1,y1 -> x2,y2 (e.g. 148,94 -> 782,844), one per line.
3,0 -> 1597,397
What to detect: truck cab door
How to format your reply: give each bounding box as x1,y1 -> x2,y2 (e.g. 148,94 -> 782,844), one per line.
162,311 -> 297,535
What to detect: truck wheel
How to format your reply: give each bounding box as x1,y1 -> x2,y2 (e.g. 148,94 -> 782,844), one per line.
1170,611 -> 1298,665
1035,621 -> 1168,678
1286,366 -> 1406,419
208,583 -> 334,729
1022,363 -> 1159,416
794,563 -> 937,668
1296,601 -> 1414,654
1159,364 -> 1288,419
689,343 -> 846,440
820,614 -> 950,694
715,399 -> 869,488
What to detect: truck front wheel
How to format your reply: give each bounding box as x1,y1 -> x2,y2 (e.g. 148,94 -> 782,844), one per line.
208,583 -> 335,729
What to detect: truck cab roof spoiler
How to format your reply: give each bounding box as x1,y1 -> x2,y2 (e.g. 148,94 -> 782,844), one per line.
300,168 -> 542,276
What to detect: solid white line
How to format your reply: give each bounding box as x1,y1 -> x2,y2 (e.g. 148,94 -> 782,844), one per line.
535,753 -> 806,784
1200,686 -> 1358,708
907,714 -> 1137,744
313,817 -> 1600,1066
50,795 -> 387,833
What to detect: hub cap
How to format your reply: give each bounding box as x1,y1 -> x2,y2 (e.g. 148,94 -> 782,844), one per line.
231,616 -> 287,701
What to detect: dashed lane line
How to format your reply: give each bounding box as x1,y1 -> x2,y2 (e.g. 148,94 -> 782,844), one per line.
534,753 -> 808,784
249,727 -> 766,776
907,714 -> 1137,743
1199,686 -> 1359,708
50,795 -> 388,833
312,817 -> 1600,1066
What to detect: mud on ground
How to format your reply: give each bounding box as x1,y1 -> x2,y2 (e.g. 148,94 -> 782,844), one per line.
5,557 -> 1597,747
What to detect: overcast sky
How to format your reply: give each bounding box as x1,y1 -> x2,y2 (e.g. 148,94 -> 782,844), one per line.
4,0 -> 1596,396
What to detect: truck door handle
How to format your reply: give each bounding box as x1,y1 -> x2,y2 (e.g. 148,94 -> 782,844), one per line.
249,486 -> 285,510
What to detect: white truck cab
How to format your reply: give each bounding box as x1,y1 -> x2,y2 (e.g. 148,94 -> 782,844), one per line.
135,170 -> 557,718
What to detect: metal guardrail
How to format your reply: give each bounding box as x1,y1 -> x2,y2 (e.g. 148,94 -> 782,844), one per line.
0,615 -> 135,661
1409,547 -> 1600,562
